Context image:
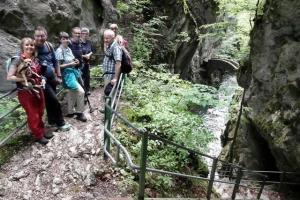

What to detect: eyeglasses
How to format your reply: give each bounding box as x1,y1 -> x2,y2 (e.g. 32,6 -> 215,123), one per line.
34,34 -> 46,38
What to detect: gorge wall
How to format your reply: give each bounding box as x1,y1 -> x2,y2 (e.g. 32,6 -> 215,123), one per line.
220,0 -> 300,180
139,0 -> 218,83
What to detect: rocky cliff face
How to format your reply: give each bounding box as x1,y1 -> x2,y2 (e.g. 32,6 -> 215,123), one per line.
147,0 -> 217,82
220,0 -> 300,180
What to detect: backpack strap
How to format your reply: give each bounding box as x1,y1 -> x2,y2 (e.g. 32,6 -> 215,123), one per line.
5,56 -> 20,73
107,43 -> 122,62
45,41 -> 54,53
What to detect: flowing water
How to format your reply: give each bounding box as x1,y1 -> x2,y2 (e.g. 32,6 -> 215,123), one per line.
202,74 -> 240,162
202,74 -> 281,199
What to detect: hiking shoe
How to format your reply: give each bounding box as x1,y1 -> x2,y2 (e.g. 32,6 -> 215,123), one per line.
45,123 -> 56,128
44,131 -> 54,139
86,91 -> 91,96
36,137 -> 49,145
57,123 -> 72,131
76,113 -> 87,122
65,113 -> 75,118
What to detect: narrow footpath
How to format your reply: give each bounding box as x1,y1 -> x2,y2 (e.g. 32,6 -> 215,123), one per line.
0,88 -> 128,200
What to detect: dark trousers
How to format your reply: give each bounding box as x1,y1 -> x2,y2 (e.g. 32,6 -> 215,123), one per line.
81,63 -> 90,92
44,81 -> 65,126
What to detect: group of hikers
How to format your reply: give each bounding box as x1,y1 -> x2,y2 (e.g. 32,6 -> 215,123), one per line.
6,23 -> 128,145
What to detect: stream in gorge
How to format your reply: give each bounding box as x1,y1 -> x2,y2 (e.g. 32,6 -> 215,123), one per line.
202,74 -> 281,200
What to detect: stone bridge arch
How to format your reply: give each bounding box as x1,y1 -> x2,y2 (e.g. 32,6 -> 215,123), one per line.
200,57 -> 239,86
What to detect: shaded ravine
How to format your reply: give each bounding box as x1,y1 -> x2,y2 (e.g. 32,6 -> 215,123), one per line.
202,74 -> 281,199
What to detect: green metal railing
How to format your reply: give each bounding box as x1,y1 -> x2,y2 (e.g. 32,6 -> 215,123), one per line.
0,89 -> 27,146
103,73 -> 300,200
0,85 -> 65,147
0,68 -> 103,146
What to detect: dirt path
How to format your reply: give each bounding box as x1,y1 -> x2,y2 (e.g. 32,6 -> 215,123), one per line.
0,88 -> 129,200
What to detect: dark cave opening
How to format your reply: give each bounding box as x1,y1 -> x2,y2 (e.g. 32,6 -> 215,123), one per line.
249,123 -> 281,182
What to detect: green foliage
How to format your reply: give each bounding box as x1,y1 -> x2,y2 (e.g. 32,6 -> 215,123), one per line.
90,66 -> 103,88
131,16 -> 167,65
213,0 -> 265,61
127,0 -> 151,13
115,69 -> 218,194
175,32 -> 191,43
0,97 -> 26,140
256,0 -> 266,17
116,1 -> 130,14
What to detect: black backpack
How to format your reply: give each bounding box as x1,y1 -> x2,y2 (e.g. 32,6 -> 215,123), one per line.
120,47 -> 132,74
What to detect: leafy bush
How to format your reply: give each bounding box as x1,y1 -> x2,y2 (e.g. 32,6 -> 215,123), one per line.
90,66 -> 103,88
0,97 -> 26,141
115,69 -> 218,195
214,0 -> 264,61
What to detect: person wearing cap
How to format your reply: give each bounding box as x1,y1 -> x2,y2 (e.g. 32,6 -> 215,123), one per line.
55,32 -> 87,122
80,27 -> 93,95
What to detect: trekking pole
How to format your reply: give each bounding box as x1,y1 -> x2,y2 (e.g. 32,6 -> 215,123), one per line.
78,76 -> 93,113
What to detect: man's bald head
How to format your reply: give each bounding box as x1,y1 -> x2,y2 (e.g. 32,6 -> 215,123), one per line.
103,29 -> 115,46
104,29 -> 115,38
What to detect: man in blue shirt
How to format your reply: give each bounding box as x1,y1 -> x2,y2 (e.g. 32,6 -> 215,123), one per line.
34,26 -> 71,131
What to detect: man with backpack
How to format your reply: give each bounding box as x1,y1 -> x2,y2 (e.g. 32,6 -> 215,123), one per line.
34,26 -> 71,131
103,29 -> 122,87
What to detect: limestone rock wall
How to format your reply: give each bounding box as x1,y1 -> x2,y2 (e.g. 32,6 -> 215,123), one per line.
148,0 -> 218,82
220,0 -> 300,178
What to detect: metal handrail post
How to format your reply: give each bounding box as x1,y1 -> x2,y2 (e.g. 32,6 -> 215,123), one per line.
138,131 -> 148,200
231,167 -> 243,200
123,73 -> 126,85
207,158 -> 218,200
229,165 -> 234,180
279,172 -> 285,194
104,96 -> 112,160
116,146 -> 121,165
256,177 -> 266,199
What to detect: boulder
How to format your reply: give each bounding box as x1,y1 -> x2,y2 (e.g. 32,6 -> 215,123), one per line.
0,29 -> 20,92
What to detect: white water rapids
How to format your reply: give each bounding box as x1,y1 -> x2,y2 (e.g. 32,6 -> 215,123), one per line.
202,74 -> 281,200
